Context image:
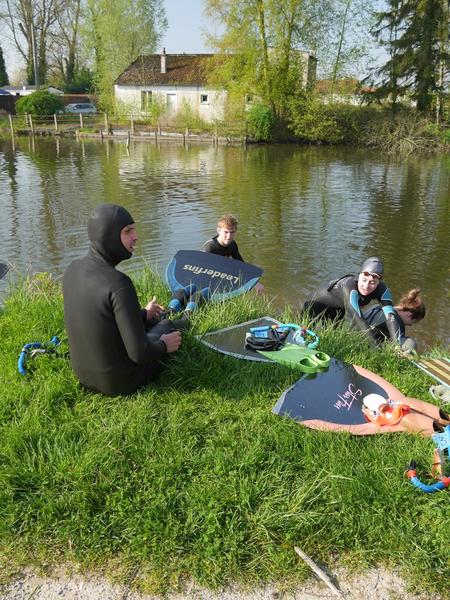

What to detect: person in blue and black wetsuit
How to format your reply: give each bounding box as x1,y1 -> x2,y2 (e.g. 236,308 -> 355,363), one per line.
364,288 -> 425,353
303,257 -> 397,346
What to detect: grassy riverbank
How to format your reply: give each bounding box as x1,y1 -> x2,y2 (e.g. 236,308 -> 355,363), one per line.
1,271 -> 449,595
2,106 -> 450,155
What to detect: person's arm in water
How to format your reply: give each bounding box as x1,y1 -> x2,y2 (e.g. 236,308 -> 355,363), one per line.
364,305 -> 405,344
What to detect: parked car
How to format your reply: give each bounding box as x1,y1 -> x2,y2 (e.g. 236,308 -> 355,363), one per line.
65,103 -> 97,114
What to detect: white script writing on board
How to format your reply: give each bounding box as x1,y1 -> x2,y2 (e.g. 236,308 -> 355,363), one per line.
334,383 -> 362,410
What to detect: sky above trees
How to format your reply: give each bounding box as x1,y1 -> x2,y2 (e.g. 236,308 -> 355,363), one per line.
0,0 -> 212,83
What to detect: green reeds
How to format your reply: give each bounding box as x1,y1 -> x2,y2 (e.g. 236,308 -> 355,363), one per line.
0,271 -> 449,594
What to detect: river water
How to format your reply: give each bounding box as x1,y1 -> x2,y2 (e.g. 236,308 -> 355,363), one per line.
0,136 -> 449,350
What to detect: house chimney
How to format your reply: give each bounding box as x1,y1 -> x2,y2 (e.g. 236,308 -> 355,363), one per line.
161,48 -> 166,74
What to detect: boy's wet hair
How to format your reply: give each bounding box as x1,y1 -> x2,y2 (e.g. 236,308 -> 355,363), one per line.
217,214 -> 238,229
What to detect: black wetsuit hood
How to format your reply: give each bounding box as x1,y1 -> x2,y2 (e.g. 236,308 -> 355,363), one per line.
88,203 -> 134,265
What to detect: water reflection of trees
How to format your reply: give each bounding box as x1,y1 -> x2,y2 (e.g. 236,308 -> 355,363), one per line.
360,156 -> 449,339
1,138 -> 448,347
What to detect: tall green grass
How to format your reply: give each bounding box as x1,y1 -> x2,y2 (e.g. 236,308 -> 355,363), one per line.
0,271 -> 449,594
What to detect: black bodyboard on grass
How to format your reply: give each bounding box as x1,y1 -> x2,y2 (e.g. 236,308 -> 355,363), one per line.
199,317 -> 292,362
166,250 -> 263,301
272,360 -> 389,425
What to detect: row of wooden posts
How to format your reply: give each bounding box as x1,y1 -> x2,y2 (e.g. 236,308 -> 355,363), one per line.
6,113 -> 239,146
7,112 -> 111,136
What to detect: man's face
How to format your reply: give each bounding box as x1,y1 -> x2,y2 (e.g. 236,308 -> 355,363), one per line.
120,223 -> 138,254
217,225 -> 236,247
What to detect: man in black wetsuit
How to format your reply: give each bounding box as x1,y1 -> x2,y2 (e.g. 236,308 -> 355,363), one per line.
303,257 -> 398,345
63,204 -> 184,397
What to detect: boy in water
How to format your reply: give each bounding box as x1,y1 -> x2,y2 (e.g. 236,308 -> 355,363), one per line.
202,214 -> 264,292
202,214 -> 244,259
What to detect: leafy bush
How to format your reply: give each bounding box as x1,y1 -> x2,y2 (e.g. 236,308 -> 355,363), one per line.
246,103 -> 274,141
440,128 -> 450,143
16,90 -> 65,116
174,99 -> 208,131
287,94 -> 357,144
147,94 -> 167,128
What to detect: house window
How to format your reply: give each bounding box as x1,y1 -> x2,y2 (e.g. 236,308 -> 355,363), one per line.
245,94 -> 253,104
141,91 -> 152,111
200,93 -> 209,104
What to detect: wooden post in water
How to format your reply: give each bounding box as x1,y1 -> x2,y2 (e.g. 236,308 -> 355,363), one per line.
53,113 -> 58,132
8,113 -> 14,138
104,112 -> 109,135
79,113 -> 84,129
29,114 -> 34,135
130,114 -> 134,135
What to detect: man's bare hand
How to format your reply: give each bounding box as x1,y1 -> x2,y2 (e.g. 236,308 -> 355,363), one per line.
146,296 -> 165,320
160,330 -> 182,353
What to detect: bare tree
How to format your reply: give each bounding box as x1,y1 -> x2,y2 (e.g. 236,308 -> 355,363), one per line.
1,0 -> 66,84
49,0 -> 82,86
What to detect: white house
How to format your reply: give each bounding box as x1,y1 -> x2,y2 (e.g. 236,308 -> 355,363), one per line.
114,50 -> 317,124
114,51 -> 226,123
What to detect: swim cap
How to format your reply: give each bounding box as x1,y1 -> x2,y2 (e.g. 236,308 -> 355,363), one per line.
360,256 -> 384,276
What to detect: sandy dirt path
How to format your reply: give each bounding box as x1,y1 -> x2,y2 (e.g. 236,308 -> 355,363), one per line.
0,567 -> 436,600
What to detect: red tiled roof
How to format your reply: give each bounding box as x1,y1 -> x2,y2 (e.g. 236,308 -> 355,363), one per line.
115,54 -> 215,86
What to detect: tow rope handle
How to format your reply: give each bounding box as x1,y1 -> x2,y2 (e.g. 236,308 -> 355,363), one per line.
406,461 -> 450,494
18,336 -> 60,375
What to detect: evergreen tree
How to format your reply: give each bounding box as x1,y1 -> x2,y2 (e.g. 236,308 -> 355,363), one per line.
371,0 -> 450,114
0,45 -> 9,87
